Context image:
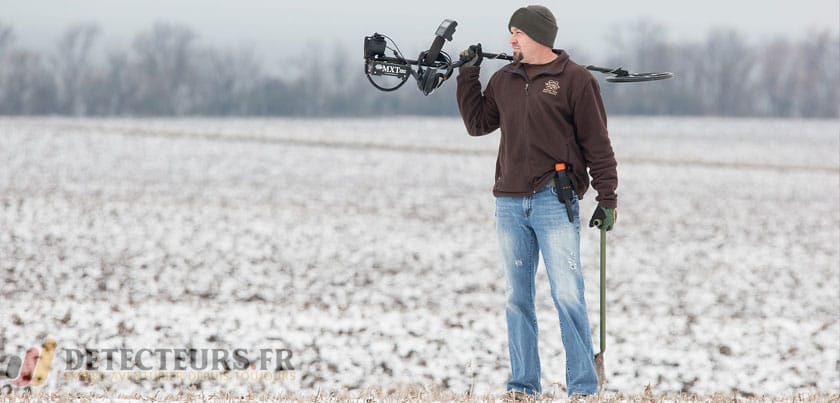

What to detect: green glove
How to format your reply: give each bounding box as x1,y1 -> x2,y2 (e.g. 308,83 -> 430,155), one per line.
459,43 -> 483,67
589,206 -> 617,231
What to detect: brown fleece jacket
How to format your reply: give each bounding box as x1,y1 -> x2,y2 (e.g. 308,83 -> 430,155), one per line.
456,49 -> 618,209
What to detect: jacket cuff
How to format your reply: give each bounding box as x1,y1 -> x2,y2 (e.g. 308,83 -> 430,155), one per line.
457,66 -> 481,79
596,196 -> 617,210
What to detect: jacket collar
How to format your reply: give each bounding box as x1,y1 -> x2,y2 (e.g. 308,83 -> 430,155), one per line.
501,49 -> 570,78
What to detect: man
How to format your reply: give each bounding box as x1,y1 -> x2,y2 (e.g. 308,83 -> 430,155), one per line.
455,5 -> 618,398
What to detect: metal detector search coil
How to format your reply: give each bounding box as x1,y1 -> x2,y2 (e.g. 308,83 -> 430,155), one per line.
363,19 -> 674,95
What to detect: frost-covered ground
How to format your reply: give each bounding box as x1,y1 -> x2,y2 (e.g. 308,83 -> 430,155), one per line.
1,116 -> 838,396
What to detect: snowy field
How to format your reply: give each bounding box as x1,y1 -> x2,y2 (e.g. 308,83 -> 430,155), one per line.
0,116 -> 838,397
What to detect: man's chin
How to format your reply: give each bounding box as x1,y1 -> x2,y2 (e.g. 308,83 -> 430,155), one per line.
513,52 -> 523,63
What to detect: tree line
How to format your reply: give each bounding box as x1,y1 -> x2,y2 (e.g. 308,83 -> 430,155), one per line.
0,21 -> 837,118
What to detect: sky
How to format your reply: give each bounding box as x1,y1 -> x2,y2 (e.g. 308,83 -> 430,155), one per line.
1,0 -> 838,66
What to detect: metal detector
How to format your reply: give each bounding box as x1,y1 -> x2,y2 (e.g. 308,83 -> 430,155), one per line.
363,19 -> 674,95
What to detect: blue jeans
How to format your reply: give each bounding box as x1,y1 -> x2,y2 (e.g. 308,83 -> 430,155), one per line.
495,184 -> 598,396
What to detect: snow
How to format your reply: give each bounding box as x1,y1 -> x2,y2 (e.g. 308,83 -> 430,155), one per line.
0,116 -> 838,395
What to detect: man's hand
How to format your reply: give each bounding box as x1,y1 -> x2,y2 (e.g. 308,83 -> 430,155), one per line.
589,206 -> 617,231
459,44 -> 483,67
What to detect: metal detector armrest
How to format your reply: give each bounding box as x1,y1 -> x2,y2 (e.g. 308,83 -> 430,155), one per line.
424,20 -> 457,65
434,19 -> 457,41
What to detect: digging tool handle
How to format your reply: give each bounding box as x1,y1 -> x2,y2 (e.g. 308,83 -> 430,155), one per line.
600,227 -> 606,354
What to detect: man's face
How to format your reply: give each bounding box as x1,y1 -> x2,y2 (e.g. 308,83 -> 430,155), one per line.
509,26 -> 538,63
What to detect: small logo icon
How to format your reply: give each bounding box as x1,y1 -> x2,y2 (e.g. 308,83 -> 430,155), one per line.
2,338 -> 57,390
543,80 -> 559,96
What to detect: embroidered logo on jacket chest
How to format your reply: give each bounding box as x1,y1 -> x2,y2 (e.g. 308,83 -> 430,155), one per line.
542,80 -> 560,96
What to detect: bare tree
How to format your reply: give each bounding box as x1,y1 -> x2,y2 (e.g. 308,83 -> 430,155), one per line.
1,50 -> 57,114
696,29 -> 755,116
0,22 -> 12,57
132,23 -> 196,115
195,46 -> 262,114
0,22 -> 15,109
795,30 -> 839,117
602,19 -> 680,115
755,38 -> 798,116
83,50 -> 136,115
53,23 -> 101,115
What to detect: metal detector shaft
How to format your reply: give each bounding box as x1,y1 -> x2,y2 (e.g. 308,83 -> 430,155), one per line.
600,227 -> 606,354
473,52 -> 645,80
481,52 -> 513,61
448,52 -> 512,69
594,227 -> 607,391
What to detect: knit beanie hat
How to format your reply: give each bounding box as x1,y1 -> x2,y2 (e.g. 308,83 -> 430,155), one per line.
508,5 -> 558,48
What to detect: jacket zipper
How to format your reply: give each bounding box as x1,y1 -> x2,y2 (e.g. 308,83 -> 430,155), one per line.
523,78 -> 536,194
